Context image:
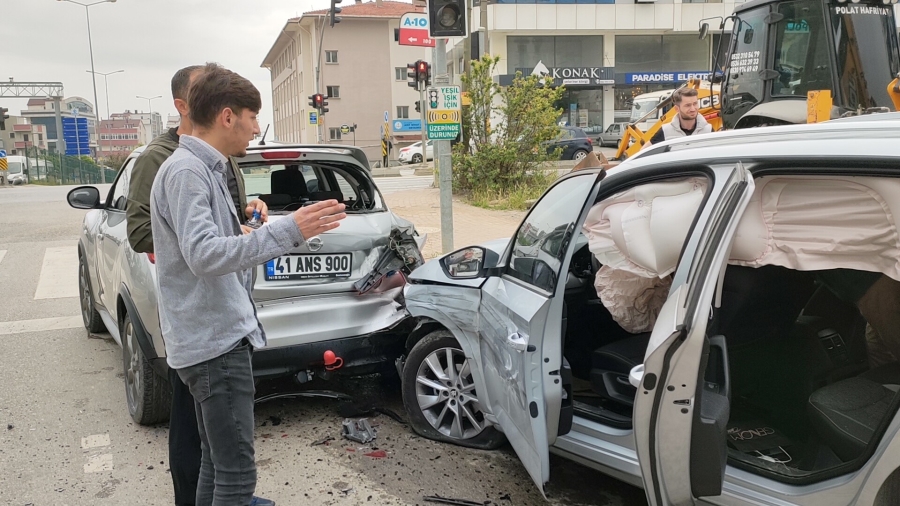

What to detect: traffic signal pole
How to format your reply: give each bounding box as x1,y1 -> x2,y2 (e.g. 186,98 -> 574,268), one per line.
419,87 -> 427,164
433,39 -> 454,253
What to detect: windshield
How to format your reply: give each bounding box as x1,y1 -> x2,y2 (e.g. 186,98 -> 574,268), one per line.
831,4 -> 900,110
7,161 -> 23,174
771,0 -> 833,98
631,98 -> 663,121
725,8 -> 769,111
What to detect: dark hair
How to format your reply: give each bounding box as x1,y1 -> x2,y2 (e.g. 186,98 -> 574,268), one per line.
171,65 -> 203,101
187,63 -> 262,129
672,87 -> 699,105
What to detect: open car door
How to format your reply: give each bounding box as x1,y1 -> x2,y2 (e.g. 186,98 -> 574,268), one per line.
476,173 -> 600,495
633,163 -> 755,505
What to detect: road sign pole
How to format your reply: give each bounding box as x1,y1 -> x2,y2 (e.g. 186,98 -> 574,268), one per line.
434,38 -> 454,253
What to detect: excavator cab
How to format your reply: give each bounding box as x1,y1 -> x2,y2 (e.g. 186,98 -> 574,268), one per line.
721,0 -> 900,128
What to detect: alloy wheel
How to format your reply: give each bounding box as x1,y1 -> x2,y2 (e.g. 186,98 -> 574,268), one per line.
414,347 -> 486,440
123,320 -> 142,415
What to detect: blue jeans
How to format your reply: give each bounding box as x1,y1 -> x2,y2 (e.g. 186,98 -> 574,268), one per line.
177,341 -> 256,506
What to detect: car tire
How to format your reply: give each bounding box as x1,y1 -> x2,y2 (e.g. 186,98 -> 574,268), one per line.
572,149 -> 589,161
122,312 -> 171,425
79,253 -> 106,334
402,330 -> 506,450
412,153 -> 423,164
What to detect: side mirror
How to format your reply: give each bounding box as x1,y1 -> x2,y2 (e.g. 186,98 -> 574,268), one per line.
743,28 -> 754,45
699,22 -> 710,40
440,247 -> 486,279
67,186 -> 102,210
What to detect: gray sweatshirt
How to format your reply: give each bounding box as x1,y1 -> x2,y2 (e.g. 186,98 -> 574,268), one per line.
150,135 -> 304,369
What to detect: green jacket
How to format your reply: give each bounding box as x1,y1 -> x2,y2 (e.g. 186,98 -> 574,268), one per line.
126,128 -> 248,253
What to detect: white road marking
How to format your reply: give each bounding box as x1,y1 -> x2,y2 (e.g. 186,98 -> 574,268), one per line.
83,453 -> 114,473
34,246 -> 79,299
81,434 -> 111,450
0,250 -> 6,266
0,315 -> 83,336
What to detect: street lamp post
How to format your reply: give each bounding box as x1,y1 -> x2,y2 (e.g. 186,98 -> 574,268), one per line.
87,69 -> 123,161
58,0 -> 117,180
136,95 -> 162,140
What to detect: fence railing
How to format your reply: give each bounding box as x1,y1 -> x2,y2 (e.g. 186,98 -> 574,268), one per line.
20,146 -> 117,185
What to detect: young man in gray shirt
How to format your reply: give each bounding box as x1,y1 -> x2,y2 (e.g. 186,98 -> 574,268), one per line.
150,62 -> 346,506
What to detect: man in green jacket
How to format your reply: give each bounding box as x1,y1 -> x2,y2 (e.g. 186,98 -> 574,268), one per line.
125,65 -> 271,506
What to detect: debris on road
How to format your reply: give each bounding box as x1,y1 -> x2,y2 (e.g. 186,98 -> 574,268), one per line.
363,449 -> 387,458
342,418 -> 377,444
423,495 -> 488,506
310,435 -> 335,447
254,390 -> 353,405
337,401 -> 407,425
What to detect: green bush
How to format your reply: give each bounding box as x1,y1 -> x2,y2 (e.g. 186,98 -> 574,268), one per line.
453,55 -> 564,200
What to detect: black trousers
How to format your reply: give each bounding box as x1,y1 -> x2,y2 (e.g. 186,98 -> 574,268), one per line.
168,367 -> 202,506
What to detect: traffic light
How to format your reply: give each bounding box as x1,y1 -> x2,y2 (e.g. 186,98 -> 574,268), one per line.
309,93 -> 328,114
0,107 -> 8,131
329,0 -> 342,27
414,100 -> 421,114
407,63 -> 418,89
428,0 -> 466,37
416,60 -> 432,87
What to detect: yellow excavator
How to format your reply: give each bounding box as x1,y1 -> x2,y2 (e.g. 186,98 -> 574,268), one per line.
614,0 -> 900,160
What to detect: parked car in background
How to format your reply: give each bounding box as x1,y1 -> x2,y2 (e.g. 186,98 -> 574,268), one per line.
545,127 -> 593,161
597,122 -> 628,148
398,140 -> 434,164
68,143 -> 424,426
397,117 -> 900,505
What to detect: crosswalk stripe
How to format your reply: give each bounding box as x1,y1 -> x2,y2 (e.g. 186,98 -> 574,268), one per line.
34,246 -> 79,300
0,315 -> 83,336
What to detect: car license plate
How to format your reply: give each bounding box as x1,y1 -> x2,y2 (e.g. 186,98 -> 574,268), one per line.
264,253 -> 352,281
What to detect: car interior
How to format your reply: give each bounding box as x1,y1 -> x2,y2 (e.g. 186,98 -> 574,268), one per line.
557,175 -> 900,484
242,162 -> 381,214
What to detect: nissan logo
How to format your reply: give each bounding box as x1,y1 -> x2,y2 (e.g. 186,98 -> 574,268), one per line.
307,236 -> 323,252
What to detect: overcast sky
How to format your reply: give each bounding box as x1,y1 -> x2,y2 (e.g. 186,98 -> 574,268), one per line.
2,0 -> 359,133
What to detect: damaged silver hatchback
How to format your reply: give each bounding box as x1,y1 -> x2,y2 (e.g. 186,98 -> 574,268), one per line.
69,144 -> 424,426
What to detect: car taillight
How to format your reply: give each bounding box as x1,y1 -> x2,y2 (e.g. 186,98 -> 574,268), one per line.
586,137 -> 593,145
147,253 -> 156,264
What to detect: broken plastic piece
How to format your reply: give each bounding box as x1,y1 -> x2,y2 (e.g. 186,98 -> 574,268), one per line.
310,435 -> 335,447
341,418 -> 377,444
363,449 -> 387,458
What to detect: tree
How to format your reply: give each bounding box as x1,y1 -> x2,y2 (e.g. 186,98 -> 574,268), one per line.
104,151 -> 130,170
453,55 -> 564,193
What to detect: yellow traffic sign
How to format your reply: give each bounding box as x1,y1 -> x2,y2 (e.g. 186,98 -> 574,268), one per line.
428,109 -> 461,124
0,158 -> 6,171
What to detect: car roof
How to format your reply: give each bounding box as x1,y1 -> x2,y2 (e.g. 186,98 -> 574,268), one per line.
241,144 -> 371,171
555,118 -> 900,186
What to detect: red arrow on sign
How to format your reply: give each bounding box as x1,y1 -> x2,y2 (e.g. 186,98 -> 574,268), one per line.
399,28 -> 435,47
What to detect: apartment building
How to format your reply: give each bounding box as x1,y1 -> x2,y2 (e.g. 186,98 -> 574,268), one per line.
262,0 -> 431,161
20,97 -> 97,154
0,116 -> 48,156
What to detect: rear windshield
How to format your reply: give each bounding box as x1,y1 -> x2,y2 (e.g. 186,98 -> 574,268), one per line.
240,161 -> 384,214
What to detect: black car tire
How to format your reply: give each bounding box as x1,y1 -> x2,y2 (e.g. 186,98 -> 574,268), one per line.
572,149 -> 589,161
122,312 -> 171,425
402,330 -> 506,450
79,252 -> 106,334
412,153 -> 423,164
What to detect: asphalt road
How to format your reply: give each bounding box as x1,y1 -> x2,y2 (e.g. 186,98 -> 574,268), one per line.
0,183 -> 647,506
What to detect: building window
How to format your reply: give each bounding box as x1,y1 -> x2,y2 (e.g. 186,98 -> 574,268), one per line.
397,106 -> 409,119
329,127 -> 342,140
325,50 -> 338,64
395,67 -> 406,81
23,134 -> 29,142
326,86 -> 340,98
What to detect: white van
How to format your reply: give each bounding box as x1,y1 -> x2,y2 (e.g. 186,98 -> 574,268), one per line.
5,156 -> 28,185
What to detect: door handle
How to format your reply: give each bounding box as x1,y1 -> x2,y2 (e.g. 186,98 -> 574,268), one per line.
506,332 -> 532,353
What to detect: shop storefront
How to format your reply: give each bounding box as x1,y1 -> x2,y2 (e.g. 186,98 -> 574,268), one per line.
501,36 -> 612,134
613,34 -> 712,121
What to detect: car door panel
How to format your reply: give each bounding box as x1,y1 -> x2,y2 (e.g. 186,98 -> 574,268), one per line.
474,173 -> 600,495
633,164 -> 755,506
